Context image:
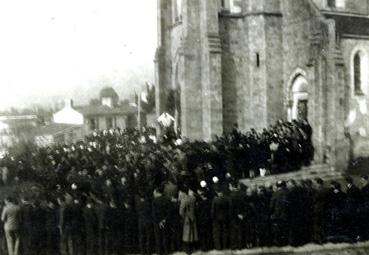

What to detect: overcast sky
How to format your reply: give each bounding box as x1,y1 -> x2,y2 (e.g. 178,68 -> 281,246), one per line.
0,0 -> 157,111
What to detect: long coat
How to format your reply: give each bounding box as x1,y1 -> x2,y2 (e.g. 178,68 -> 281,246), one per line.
179,194 -> 198,243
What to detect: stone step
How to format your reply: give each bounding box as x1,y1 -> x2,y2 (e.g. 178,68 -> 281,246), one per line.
240,164 -> 344,188
174,241 -> 369,255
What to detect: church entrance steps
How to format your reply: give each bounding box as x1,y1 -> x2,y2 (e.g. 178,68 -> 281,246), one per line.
170,241 -> 369,255
240,164 -> 344,188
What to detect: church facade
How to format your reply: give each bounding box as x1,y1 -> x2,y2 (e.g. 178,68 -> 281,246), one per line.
155,0 -> 369,171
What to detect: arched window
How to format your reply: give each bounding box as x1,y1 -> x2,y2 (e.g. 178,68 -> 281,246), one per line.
173,0 -> 182,22
336,0 -> 345,8
221,0 -> 226,8
327,0 -> 345,8
177,0 -> 182,17
353,50 -> 368,95
327,0 -> 336,8
230,0 -> 242,13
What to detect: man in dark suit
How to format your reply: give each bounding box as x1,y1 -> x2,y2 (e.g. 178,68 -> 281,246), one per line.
211,188 -> 230,250
286,179 -> 306,247
94,197 -> 107,255
45,198 -> 60,255
136,193 -> 153,255
152,186 -> 171,255
345,177 -> 361,241
105,199 -> 123,255
83,198 -> 98,255
270,180 -> 289,246
360,175 -> 369,241
196,187 -> 213,251
313,178 -> 329,244
255,186 -> 271,247
20,196 -> 34,255
326,181 -> 348,242
229,180 -> 246,250
63,197 -> 84,255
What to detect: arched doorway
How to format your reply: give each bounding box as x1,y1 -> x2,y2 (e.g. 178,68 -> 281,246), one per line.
289,75 -> 309,121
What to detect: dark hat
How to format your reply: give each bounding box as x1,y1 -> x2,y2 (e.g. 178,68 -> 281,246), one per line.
345,176 -> 354,184
330,181 -> 341,190
276,180 -> 286,188
314,178 -> 324,185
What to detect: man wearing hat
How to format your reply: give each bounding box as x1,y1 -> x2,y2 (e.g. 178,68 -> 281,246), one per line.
152,186 -> 171,255
326,181 -> 347,242
360,175 -> 369,240
211,187 -> 230,250
345,177 -> 361,241
229,180 -> 247,250
270,180 -> 289,246
313,178 -> 329,244
196,183 -> 213,251
83,198 -> 98,255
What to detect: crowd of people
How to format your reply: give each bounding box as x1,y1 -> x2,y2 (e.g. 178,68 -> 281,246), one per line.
0,120 -> 323,255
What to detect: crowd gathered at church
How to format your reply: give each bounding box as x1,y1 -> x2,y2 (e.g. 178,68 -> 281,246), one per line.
1,119 -> 365,255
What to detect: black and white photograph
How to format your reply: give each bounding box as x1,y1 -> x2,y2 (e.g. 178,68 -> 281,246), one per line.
0,0 -> 369,255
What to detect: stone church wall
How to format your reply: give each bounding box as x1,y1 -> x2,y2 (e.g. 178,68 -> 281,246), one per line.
341,38 -> 369,158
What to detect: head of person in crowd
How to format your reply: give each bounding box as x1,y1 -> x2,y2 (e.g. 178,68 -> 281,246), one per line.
57,196 -> 66,207
109,199 -> 117,208
246,185 -> 254,197
154,186 -> 164,198
276,180 -> 287,190
105,179 -> 112,187
86,198 -> 94,209
304,179 -> 313,189
229,180 -> 239,192
345,176 -> 354,189
361,175 -> 369,187
330,181 -> 342,193
287,179 -> 297,189
46,198 -> 57,209
314,177 -> 324,188
257,185 -> 266,195
4,195 -> 16,206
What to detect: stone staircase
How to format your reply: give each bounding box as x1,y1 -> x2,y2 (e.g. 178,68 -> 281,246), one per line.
178,241 -> 369,255
240,164 -> 345,188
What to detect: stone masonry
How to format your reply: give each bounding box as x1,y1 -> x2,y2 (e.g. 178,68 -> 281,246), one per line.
155,0 -> 369,172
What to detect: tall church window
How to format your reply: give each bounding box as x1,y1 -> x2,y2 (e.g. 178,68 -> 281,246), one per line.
336,0 -> 345,8
327,0 -> 336,8
354,53 -> 361,94
353,50 -> 368,96
221,0 -> 225,8
327,0 -> 344,8
230,0 -> 242,13
173,0 -> 182,22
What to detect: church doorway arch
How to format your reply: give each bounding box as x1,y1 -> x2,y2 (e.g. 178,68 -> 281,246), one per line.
288,75 -> 309,121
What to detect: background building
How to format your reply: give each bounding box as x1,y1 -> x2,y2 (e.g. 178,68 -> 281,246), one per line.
53,87 -> 140,139
156,0 -> 369,171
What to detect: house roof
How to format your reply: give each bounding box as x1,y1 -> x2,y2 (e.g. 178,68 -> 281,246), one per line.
74,104 -> 138,117
35,123 -> 82,136
323,12 -> 369,37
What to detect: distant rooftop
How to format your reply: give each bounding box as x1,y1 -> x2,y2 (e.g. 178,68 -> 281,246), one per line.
35,123 -> 81,136
74,104 -> 137,117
